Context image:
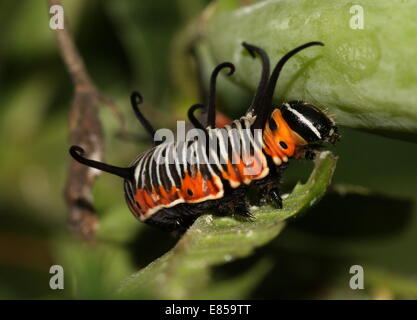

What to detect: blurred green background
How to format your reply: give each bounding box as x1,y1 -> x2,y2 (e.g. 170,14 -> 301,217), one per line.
0,0 -> 416,299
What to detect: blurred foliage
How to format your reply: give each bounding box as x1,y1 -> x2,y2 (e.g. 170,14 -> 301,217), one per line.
0,0 -> 416,300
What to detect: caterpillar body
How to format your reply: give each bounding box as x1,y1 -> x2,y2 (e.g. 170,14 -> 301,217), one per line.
70,41 -> 339,236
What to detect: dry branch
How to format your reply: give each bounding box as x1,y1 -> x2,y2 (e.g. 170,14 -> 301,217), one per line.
48,0 -> 124,240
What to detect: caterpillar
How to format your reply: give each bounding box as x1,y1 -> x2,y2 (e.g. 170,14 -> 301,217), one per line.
69,41 -> 339,236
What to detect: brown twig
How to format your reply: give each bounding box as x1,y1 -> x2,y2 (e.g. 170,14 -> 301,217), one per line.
48,0 -> 124,240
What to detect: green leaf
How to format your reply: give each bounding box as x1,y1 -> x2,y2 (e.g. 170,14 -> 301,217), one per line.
196,258 -> 274,299
118,151 -> 337,299
204,0 -> 417,141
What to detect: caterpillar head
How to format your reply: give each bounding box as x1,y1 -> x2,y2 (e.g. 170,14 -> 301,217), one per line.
263,101 -> 339,163
280,101 -> 339,145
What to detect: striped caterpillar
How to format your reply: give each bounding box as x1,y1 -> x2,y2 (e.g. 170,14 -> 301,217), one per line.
70,41 -> 339,236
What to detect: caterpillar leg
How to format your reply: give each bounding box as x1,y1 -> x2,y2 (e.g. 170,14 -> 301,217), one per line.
216,186 -> 254,219
254,163 -> 286,209
144,204 -> 201,237
268,187 -> 283,209
255,179 -> 282,209
234,205 -> 256,219
218,204 -> 255,220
